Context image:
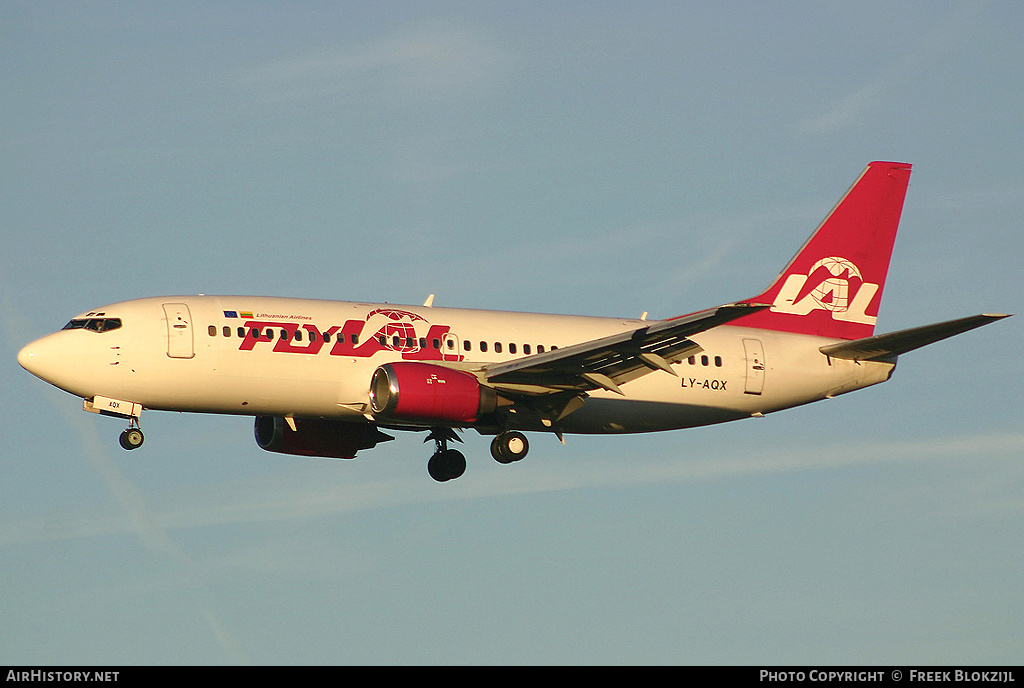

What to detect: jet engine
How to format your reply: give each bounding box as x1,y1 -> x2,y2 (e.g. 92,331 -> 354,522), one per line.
254,416 -> 393,459
369,362 -> 496,424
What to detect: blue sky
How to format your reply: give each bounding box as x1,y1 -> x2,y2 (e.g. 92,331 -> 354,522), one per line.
2,1 -> 1022,665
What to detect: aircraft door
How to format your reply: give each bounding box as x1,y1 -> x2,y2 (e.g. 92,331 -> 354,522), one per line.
163,303 -> 195,359
443,332 -> 461,360
742,338 -> 765,395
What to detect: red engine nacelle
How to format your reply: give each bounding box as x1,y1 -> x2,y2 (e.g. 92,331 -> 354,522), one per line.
369,362 -> 497,424
254,416 -> 394,459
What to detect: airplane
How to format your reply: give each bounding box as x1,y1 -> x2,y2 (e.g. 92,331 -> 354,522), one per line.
17,161 -> 1009,482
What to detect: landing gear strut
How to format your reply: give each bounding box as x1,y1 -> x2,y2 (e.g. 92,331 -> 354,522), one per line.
118,418 -> 144,451
426,428 -> 466,482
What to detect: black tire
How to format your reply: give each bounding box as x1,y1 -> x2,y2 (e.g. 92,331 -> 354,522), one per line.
428,449 -> 466,482
490,431 -> 529,464
119,428 -> 144,450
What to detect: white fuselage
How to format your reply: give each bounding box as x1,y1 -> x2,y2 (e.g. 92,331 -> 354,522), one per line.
20,295 -> 896,435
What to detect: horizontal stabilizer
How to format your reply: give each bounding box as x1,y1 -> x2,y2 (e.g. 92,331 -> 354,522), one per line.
819,313 -> 1011,361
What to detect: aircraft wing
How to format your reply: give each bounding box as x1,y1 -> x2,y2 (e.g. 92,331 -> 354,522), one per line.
819,313 -> 1010,362
480,303 -> 768,398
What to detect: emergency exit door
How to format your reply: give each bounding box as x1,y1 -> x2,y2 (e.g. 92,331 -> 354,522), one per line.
443,333 -> 461,361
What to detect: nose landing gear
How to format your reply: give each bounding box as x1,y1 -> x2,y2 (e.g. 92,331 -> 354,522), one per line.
83,396 -> 145,451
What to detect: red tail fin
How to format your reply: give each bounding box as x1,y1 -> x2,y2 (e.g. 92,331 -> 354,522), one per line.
735,161 -> 912,340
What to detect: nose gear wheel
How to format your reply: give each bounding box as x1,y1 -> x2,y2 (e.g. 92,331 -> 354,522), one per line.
118,418 -> 144,450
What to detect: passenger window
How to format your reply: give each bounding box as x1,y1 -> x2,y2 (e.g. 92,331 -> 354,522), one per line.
523,344 -> 531,355
480,341 -> 488,352
294,330 -> 303,341
419,338 -> 427,348
688,356 -> 695,365
433,338 -> 441,349
701,355 -> 709,366
538,345 -> 545,353
351,333 -> 358,344
208,325 -> 216,336
494,342 -> 502,353
223,326 -> 230,337
509,343 -> 517,354
237,327 -> 245,338
714,356 -> 722,367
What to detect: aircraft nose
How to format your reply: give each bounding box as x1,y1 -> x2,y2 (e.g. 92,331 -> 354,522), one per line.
17,333 -> 68,384
17,340 -> 41,374
18,337 -> 37,370
18,330 -> 114,397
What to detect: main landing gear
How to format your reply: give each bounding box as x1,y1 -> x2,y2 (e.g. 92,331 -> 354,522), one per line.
425,429 -> 531,482
426,428 -> 466,482
118,418 -> 144,451
490,431 -> 529,464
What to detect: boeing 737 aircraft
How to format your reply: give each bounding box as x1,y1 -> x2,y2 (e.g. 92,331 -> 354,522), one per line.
18,162 -> 1009,481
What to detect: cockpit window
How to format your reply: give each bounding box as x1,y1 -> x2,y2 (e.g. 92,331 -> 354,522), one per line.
63,318 -> 122,333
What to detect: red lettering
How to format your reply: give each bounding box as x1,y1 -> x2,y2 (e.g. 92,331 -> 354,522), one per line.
238,321 -> 282,351
401,325 -> 460,362
329,319 -> 376,356
237,318 -> 462,361
275,324 -> 339,354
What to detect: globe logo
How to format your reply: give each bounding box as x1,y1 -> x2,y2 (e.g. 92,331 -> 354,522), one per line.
806,256 -> 862,313
364,308 -> 428,354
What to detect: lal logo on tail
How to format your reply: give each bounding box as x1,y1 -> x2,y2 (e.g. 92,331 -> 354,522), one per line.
770,255 -> 879,325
